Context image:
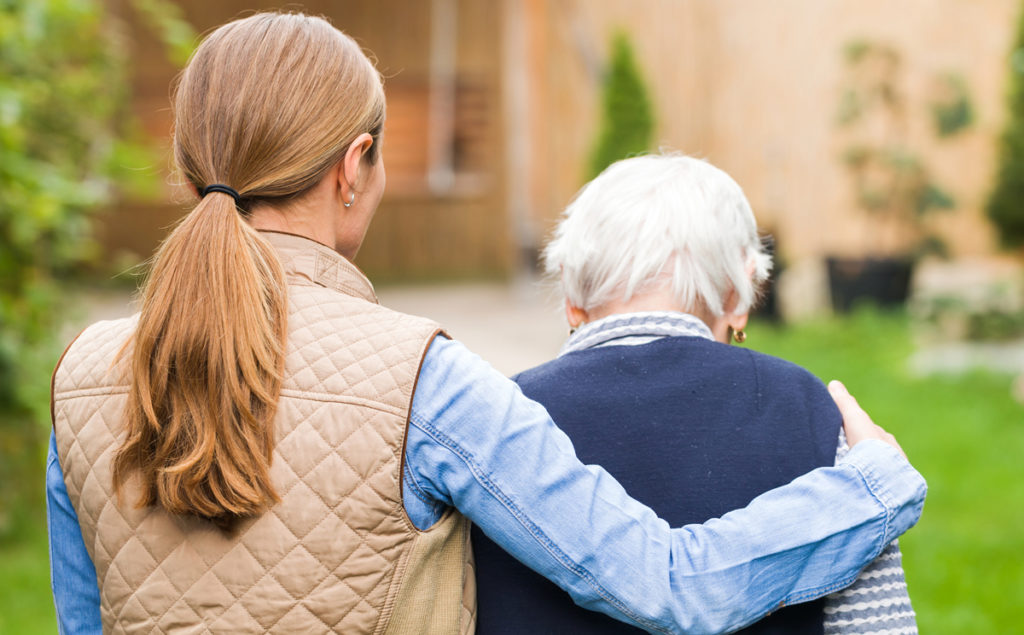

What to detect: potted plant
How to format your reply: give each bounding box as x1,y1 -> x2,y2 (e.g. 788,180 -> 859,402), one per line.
830,40 -> 966,312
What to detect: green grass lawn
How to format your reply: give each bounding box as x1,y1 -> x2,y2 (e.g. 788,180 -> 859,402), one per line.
750,309 -> 1024,633
3,309 -> 1021,632
0,525 -> 56,633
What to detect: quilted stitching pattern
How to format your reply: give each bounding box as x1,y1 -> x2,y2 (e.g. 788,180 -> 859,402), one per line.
53,237 -> 474,634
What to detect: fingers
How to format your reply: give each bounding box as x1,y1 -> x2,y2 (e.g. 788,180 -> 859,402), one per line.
828,379 -> 867,428
828,380 -> 907,460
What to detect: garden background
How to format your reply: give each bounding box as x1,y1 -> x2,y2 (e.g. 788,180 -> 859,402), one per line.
2,0 -> 1023,632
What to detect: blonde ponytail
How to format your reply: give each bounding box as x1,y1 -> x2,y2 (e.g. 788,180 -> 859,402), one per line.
115,192 -> 286,525
113,12 -> 385,527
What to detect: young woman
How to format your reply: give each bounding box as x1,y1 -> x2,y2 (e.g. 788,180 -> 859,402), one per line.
48,13 -> 924,634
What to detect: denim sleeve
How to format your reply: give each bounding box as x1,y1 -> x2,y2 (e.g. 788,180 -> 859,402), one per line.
46,432 -> 102,635
406,336 -> 927,635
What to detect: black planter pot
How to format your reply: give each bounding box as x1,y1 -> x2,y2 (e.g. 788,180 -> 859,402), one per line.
826,256 -> 913,313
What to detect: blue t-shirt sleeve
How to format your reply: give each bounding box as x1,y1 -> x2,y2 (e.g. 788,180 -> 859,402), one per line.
404,335 -> 927,634
46,432 -> 102,635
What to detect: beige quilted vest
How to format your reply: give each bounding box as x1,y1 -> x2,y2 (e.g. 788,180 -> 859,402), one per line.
52,231 -> 477,634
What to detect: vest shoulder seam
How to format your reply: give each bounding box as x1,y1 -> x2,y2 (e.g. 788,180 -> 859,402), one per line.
53,386 -> 129,400
278,388 -> 405,416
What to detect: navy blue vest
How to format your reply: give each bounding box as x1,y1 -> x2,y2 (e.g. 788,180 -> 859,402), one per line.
472,336 -> 842,634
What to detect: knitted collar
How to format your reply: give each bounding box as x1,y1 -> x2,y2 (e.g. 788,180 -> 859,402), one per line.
560,311 -> 714,356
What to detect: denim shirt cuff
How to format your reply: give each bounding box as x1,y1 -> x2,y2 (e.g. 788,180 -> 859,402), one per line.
838,440 -> 927,548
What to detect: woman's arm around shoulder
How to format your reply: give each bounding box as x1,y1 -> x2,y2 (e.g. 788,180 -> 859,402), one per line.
731,349 -> 920,633
404,335 -> 927,634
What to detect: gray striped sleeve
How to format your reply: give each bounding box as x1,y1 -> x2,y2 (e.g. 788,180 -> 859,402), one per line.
823,541 -> 917,634
827,431 -> 917,634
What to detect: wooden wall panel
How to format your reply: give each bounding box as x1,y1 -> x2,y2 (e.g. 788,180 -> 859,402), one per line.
100,0 -> 511,280
522,0 -> 1017,263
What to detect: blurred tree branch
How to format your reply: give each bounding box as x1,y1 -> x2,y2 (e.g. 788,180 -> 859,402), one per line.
0,0 -> 195,536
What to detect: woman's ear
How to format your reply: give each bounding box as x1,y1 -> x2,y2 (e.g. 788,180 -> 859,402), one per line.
729,257 -> 758,332
722,287 -> 749,332
730,310 -> 749,333
565,300 -> 588,328
339,132 -> 375,201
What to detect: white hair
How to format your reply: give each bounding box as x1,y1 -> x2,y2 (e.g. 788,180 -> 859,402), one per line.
544,154 -> 772,317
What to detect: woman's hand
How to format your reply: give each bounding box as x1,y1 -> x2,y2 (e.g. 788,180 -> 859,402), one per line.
828,380 -> 907,459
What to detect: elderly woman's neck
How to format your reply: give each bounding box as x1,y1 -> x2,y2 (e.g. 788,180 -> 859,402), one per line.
571,290 -> 736,344
592,286 -> 701,319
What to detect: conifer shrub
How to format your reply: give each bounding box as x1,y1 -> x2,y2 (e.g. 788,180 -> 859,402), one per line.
988,8 -> 1024,249
588,31 -> 655,180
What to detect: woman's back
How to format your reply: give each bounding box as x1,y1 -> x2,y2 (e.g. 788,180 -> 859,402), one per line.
473,326 -> 841,634
52,232 -> 472,632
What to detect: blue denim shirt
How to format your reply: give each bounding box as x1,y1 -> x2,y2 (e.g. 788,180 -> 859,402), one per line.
48,336 -> 925,635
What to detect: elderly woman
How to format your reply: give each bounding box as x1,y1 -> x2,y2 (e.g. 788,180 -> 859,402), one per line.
473,154 -> 918,634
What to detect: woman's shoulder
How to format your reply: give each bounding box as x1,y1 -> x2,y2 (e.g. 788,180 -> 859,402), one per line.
744,346 -> 828,391
680,337 -> 831,395
515,336 -> 835,408
287,283 -> 441,335
644,337 -> 841,435
62,314 -> 140,359
53,314 -> 140,392
682,338 -> 842,460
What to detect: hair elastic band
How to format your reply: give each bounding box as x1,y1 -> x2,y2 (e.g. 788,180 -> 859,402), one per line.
201,184 -> 241,205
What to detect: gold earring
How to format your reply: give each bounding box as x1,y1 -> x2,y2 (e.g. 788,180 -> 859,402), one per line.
732,329 -> 747,344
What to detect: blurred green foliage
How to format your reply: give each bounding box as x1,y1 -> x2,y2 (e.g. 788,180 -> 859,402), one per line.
132,0 -> 196,67
1,0 -> 125,421
0,0 -> 195,537
913,282 -> 1024,342
987,6 -> 1024,249
930,73 -> 974,138
587,31 -> 654,180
